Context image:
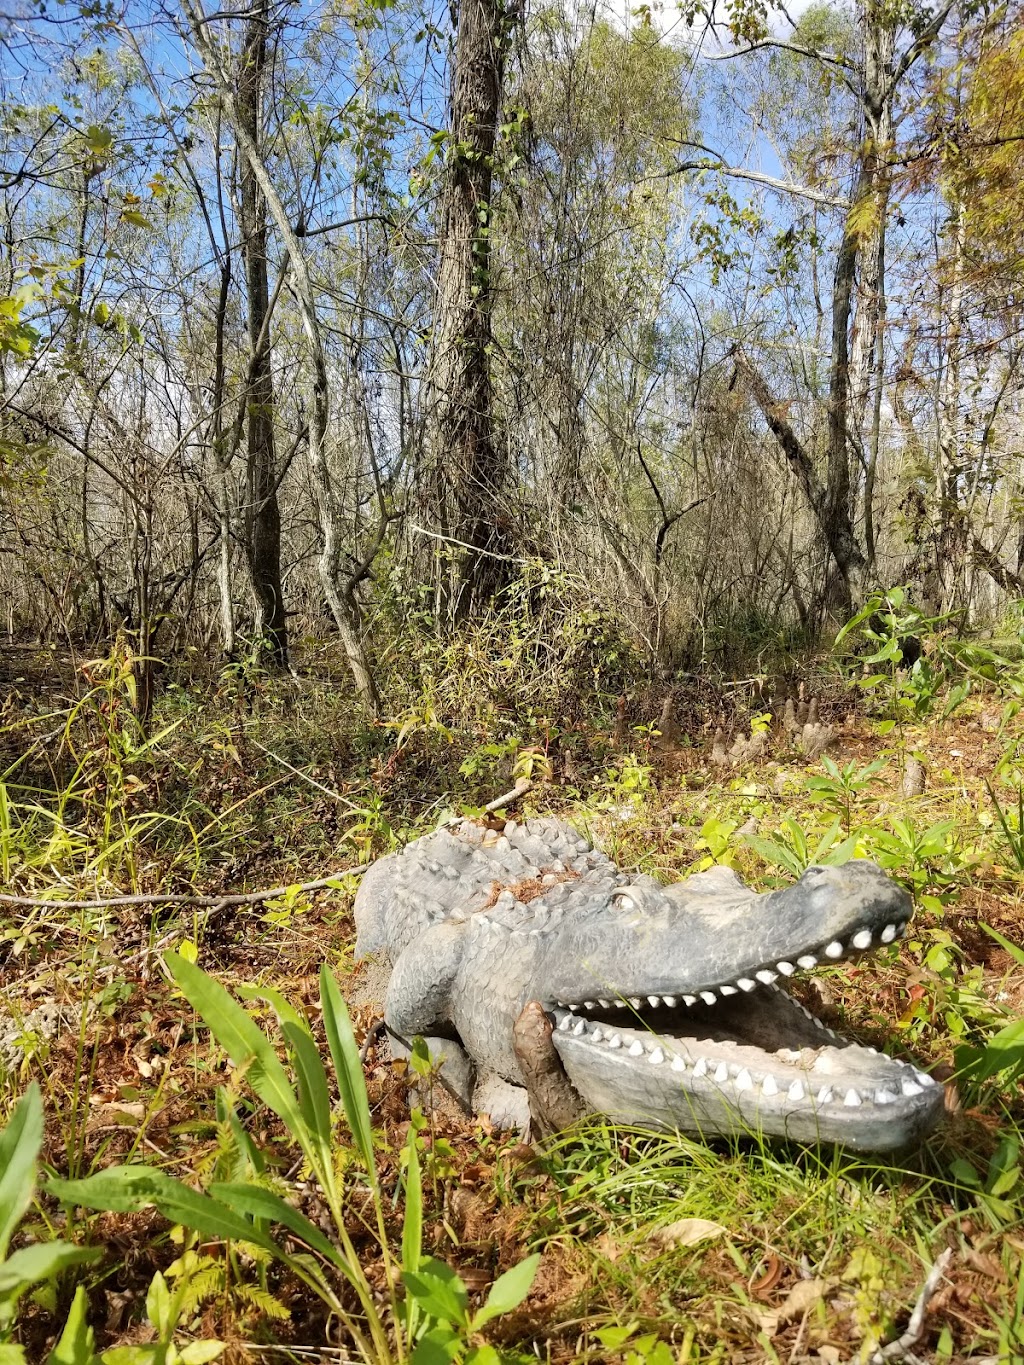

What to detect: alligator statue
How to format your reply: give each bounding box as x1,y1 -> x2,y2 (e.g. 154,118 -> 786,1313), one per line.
354,816 -> 945,1151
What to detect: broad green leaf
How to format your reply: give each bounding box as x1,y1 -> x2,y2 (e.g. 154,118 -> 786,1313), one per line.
472,1252 -> 540,1328
410,1326 -> 461,1365
164,954 -> 307,1152
178,1345 -> 225,1364
47,1285 -> 99,1365
0,1084 -> 42,1257
969,1017 -> 1024,1083
402,1257 -> 469,1327
319,967 -> 376,1178
0,1241 -> 100,1300
281,1020 -> 334,1182
48,1168 -> 275,1254
209,1182 -> 349,1274
0,1346 -> 27,1363
402,1133 -> 422,1276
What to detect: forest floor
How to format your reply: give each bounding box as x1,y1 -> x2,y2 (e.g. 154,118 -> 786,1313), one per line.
2,638 -> 1024,1364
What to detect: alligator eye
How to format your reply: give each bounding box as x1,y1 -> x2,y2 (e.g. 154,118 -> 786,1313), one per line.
611,892 -> 635,911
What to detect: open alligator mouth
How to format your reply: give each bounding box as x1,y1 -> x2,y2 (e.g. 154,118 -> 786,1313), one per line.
543,906 -> 945,1152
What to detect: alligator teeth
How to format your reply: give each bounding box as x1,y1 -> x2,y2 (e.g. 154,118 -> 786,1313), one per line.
824,941 -> 844,959
843,1088 -> 862,1106
788,1079 -> 806,1101
817,1086 -> 834,1104
649,1048 -> 666,1065
737,978 -> 756,992
557,1015 -> 572,1031
875,1088 -> 897,1104
880,923 -> 897,943
901,1078 -> 923,1097
756,970 -> 778,986
852,929 -> 872,950
797,955 -> 817,970
648,995 -> 662,1008
629,998 -> 642,1010
671,1054 -> 686,1072
583,1001 -> 596,1010
776,961 -> 795,976
683,994 -> 697,1007
628,1041 -> 645,1057
762,1074 -> 779,1096
700,990 -> 717,1005
662,995 -> 678,1008
572,1019 -> 586,1036
692,1057 -> 708,1077
591,1028 -> 603,1042
719,984 -> 738,996
735,1068 -> 753,1091
598,999 -> 612,1009
813,1016 -> 825,1030
607,1034 -> 622,1048
714,1061 -> 729,1083
915,1070 -> 936,1087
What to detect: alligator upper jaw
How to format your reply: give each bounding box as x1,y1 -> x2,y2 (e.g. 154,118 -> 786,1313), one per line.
546,985 -> 944,1151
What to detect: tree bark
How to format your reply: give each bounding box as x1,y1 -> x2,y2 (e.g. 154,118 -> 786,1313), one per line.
236,2 -> 288,666
425,0 -> 510,618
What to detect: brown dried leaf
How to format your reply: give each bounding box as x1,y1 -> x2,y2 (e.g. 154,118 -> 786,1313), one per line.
649,1217 -> 729,1251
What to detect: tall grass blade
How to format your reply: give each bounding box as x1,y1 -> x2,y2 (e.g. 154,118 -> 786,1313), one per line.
319,966 -> 377,1181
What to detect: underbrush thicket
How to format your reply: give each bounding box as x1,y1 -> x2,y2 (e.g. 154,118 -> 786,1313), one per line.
2,591 -> 1024,1361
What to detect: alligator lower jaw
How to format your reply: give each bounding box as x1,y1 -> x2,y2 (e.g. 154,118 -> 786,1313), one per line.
545,985 -> 945,1152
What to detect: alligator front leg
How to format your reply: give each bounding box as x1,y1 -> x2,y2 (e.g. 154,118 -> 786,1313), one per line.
513,1000 -> 589,1138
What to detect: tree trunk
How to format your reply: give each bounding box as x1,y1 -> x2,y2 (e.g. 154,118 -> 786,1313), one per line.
237,2 -> 288,666
425,0 -> 510,618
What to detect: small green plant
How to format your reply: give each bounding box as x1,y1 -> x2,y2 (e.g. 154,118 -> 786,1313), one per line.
0,1084 -> 102,1363
744,817 -> 858,877
804,755 -> 888,829
402,1253 -> 539,1364
860,818 -> 961,909
984,780 -> 1024,872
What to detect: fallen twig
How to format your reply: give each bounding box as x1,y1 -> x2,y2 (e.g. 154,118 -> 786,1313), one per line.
0,868 -> 367,912
439,778 -> 534,827
865,1248 -> 952,1364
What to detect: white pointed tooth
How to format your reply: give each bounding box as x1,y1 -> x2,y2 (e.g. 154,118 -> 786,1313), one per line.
756,970 -> 778,986
915,1070 -> 936,1087
714,1061 -> 729,1083
557,1015 -> 572,1031
901,1078 -> 923,1097
788,1079 -> 806,1101
662,995 -> 678,1008
648,995 -> 662,1008
737,978 -> 756,992
628,1040 -> 645,1057
875,1088 -> 897,1104
649,1047 -> 666,1065
591,1028 -> 604,1042
598,999 -> 612,1009
813,1016 -> 825,1029
683,994 -> 697,1007
556,1001 -> 567,1009
852,929 -> 872,950
629,997 -> 642,1009
843,1088 -> 862,1106
776,961 -> 795,976
735,1068 -> 753,1091
583,1000 -> 596,1009
824,941 -> 844,959
671,1054 -> 686,1072
719,984 -> 738,996
797,955 -> 817,970
762,1074 -> 779,1096
700,990 -> 717,1006
816,1086 -> 834,1104
607,1033 -> 622,1048
881,924 -> 896,944
693,1057 -> 708,1077
572,1019 -> 586,1035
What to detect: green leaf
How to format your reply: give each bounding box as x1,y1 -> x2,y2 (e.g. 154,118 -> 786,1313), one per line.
402,1132 -> 423,1277
45,1285 -> 99,1365
163,954 -> 308,1156
402,1258 -> 469,1327
0,1346 -> 28,1364
0,1241 -> 101,1301
209,1182 -> 350,1275
48,1168 -> 275,1252
472,1253 -> 540,1329
177,1344 -> 225,1364
319,967 -> 376,1179
981,923 -> 1024,970
410,1326 -> 461,1365
969,1017 -> 1024,1083
120,211 -> 153,229
0,1083 -> 42,1258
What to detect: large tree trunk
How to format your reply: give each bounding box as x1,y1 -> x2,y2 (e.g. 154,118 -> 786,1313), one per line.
236,3 -> 288,666
425,0 -> 510,618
